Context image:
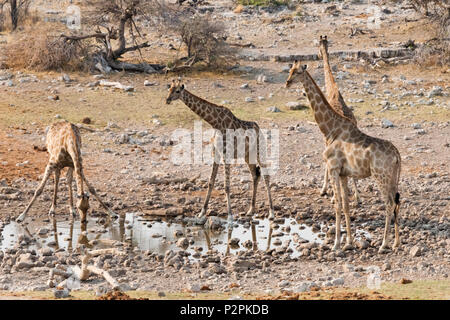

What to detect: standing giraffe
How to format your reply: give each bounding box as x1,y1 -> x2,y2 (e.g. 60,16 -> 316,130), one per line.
285,61 -> 401,253
165,79 -> 275,222
16,121 -> 117,224
318,35 -> 359,204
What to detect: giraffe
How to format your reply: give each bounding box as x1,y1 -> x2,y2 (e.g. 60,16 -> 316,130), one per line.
318,35 -> 360,204
165,79 -> 275,222
16,121 -> 117,225
285,61 -> 401,253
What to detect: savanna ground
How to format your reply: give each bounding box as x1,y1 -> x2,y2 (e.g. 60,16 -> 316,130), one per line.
0,0 -> 449,300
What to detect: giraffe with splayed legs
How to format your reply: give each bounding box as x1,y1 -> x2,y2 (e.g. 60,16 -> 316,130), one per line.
16,121 -> 117,225
318,35 -> 360,205
165,79 -> 275,223
285,61 -> 401,253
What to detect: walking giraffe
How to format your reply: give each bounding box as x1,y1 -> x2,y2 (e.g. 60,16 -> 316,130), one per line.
16,121 -> 117,225
318,35 -> 360,204
286,61 -> 401,253
165,79 -> 275,222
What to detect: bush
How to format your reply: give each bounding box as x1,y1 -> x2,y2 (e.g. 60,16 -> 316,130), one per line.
179,14 -> 237,66
155,2 -> 238,68
4,26 -> 93,71
390,0 -> 449,66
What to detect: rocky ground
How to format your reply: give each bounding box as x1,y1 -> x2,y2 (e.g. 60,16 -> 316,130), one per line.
0,0 -> 449,299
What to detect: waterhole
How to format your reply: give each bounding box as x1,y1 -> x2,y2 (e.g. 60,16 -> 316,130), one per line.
0,213 -> 371,258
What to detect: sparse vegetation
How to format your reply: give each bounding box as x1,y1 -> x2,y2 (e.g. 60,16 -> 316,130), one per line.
236,0 -> 292,6
4,25 -> 93,71
155,1 -> 238,70
390,0 -> 449,66
0,0 -> 32,31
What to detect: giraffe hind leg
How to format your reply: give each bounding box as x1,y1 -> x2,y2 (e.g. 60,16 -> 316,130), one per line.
48,169 -> 61,217
320,164 -> 329,196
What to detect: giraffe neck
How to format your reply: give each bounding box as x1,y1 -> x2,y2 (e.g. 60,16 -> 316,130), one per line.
180,89 -> 224,128
301,71 -> 351,142
320,46 -> 339,100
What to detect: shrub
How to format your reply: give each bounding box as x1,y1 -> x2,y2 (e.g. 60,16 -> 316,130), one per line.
389,0 -> 449,66
4,26 -> 93,71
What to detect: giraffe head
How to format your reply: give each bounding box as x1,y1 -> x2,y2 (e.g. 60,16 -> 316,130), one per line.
285,60 -> 307,88
318,35 -> 328,59
76,192 -> 90,222
166,79 -> 185,104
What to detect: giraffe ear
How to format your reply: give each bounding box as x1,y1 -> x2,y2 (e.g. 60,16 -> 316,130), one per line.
180,84 -> 185,90
166,84 -> 171,89
302,65 -> 307,71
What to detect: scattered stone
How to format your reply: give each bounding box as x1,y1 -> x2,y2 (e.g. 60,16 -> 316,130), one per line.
400,278 -> 412,284
267,106 -> 281,113
410,245 -> 421,257
381,119 -> 394,128
54,288 -> 70,299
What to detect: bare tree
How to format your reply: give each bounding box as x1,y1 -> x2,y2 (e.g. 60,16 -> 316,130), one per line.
2,0 -> 31,31
154,1 -> 237,71
60,0 -> 164,73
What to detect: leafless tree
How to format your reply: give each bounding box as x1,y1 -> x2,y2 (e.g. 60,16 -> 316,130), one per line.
153,1 -> 237,71
1,0 -> 31,31
60,0 -> 165,73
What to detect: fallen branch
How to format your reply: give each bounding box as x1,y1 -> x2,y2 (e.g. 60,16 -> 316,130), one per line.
48,247 -> 126,292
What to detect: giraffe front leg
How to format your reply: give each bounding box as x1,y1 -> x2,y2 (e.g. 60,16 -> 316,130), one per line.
66,168 -> 77,218
340,176 -> 354,251
198,162 -> 219,221
329,169 -> 342,251
16,163 -> 55,223
245,164 -> 260,217
224,164 -> 233,224
82,175 -> 118,220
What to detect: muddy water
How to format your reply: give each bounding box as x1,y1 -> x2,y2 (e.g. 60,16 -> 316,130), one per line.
0,213 -> 371,258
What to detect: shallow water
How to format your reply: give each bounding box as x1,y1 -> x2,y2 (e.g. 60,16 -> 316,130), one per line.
0,213 -> 371,258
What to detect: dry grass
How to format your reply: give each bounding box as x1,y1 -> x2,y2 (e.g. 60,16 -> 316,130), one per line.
4,24 -> 92,72
0,279 -> 448,300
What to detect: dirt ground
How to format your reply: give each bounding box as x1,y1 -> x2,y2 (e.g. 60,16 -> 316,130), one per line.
0,0 -> 449,300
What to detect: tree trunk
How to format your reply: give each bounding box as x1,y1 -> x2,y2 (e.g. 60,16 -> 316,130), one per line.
10,0 -> 17,30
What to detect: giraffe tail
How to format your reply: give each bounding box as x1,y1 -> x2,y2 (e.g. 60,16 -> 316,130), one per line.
255,165 -> 261,178
394,192 -> 400,220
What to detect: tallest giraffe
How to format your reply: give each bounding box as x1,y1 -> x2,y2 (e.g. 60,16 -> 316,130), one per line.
318,35 -> 359,204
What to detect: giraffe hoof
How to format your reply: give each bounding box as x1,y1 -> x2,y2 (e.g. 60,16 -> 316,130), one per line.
320,190 -> 327,197
197,208 -> 206,219
378,246 -> 390,254
16,214 -> 26,223
332,244 -> 340,251
343,244 -> 354,251
194,216 -> 207,225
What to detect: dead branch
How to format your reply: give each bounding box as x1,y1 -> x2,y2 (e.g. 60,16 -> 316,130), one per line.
48,247 -> 126,291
